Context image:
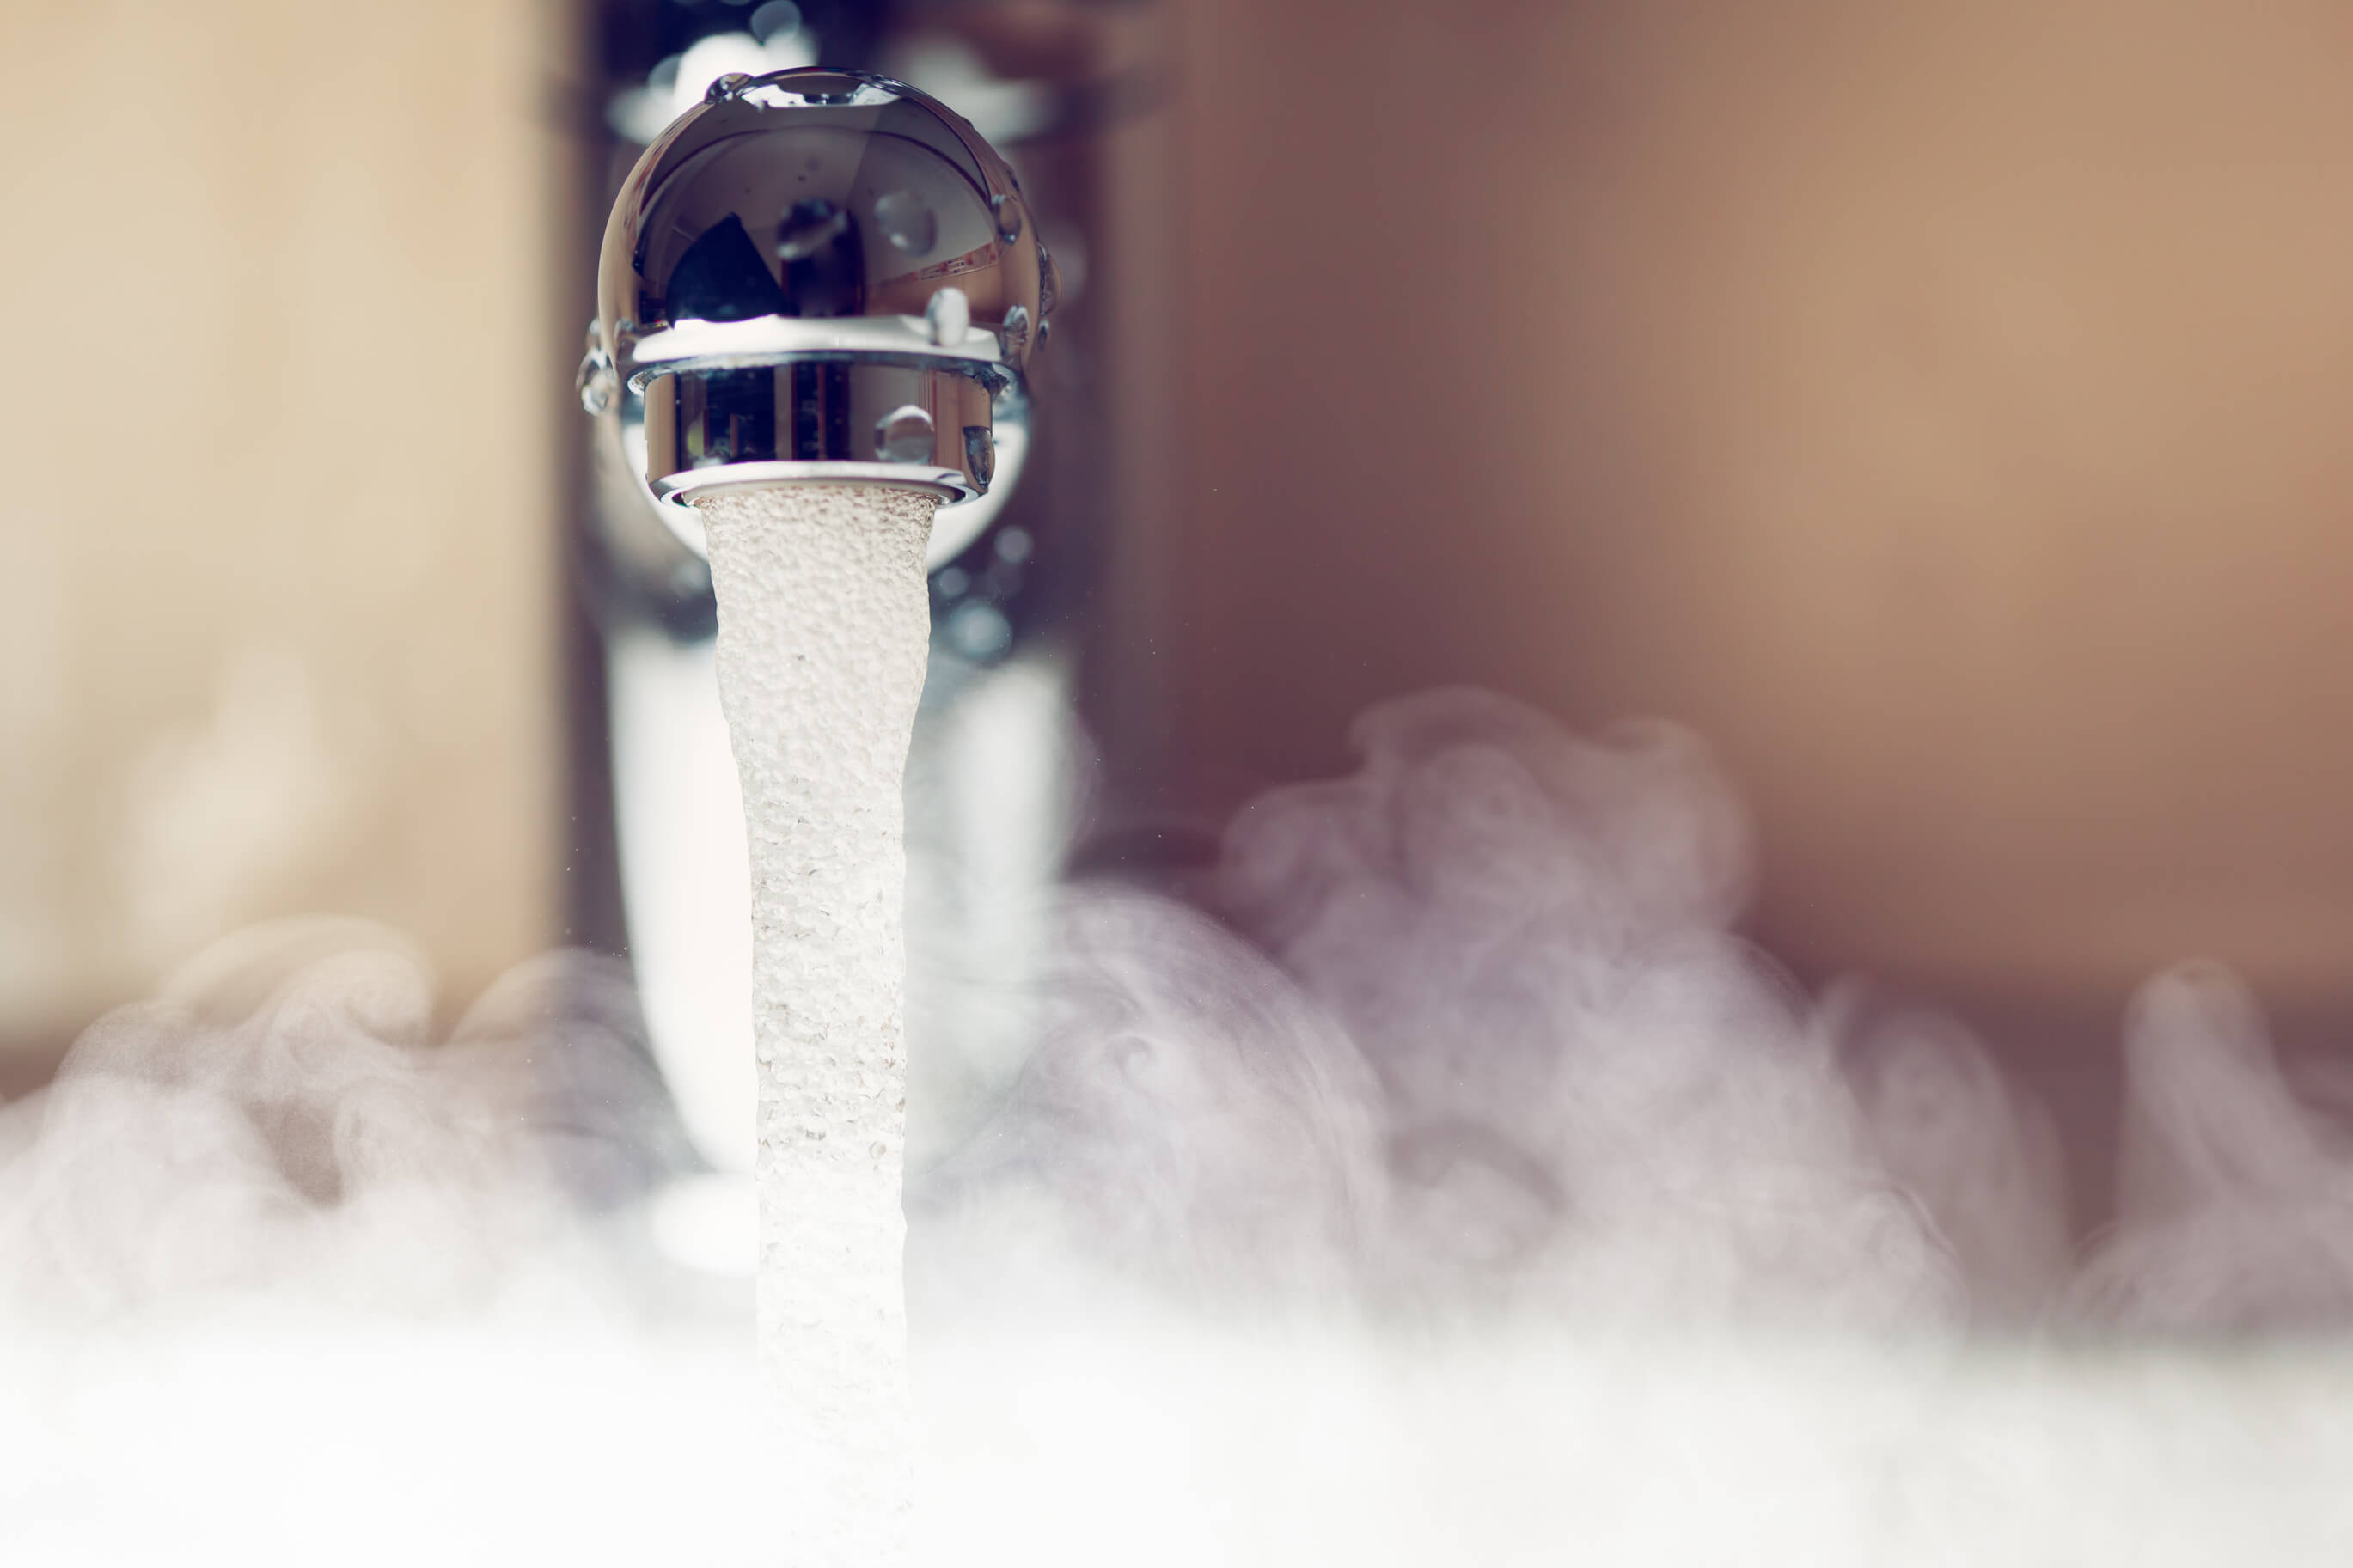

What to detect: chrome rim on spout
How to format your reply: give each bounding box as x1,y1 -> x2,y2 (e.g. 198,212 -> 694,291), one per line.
581,67 -> 1059,565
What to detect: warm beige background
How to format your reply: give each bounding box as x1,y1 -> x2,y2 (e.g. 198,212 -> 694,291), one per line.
0,0 -> 575,1063
1135,0 -> 2353,1006
12,0 -> 2353,1069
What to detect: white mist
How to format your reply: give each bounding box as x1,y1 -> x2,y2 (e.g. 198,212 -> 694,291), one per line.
7,643 -> 2353,1565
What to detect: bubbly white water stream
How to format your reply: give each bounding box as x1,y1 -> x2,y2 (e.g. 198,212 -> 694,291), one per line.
697,483 -> 938,1565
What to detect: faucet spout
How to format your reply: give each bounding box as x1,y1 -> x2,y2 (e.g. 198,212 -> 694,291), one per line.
585,68 -> 1057,567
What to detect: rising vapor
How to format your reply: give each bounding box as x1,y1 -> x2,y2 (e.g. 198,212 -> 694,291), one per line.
9,689 -> 2353,1563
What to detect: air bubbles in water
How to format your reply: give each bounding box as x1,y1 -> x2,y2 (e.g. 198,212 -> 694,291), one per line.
696,484 -> 939,1565
874,190 -> 937,255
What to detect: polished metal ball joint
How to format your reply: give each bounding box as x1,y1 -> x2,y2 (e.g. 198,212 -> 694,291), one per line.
584,69 -> 1059,565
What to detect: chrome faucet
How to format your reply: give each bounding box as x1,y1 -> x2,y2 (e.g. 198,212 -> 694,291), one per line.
582,66 -> 1059,570
578,64 -> 1066,1194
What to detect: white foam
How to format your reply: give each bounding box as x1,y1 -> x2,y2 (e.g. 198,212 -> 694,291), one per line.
697,484 -> 938,1565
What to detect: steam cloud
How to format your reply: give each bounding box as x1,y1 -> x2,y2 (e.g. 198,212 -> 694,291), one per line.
2073,964 -> 2353,1330
0,922 -> 772,1563
9,686 -> 2353,1563
0,918 -> 675,1320
925,687 -> 2353,1336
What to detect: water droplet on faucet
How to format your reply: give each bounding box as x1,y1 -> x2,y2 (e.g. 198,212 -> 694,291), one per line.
1036,244 -> 1060,319
872,190 -> 936,254
989,192 -> 1024,244
925,285 -> 970,346
963,425 -> 994,491
873,404 -> 936,462
706,72 -> 753,104
1000,304 -> 1030,357
576,346 -> 617,415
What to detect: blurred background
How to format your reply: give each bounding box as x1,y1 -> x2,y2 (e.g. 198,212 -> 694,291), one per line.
8,0 -> 2353,1223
